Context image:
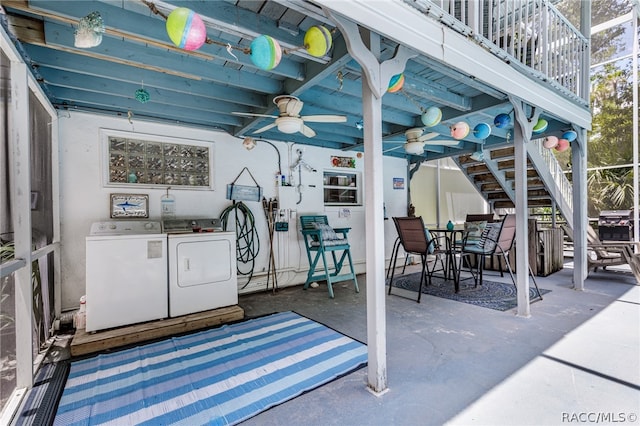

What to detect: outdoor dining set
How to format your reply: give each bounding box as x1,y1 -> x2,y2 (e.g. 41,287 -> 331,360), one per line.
387,213 -> 542,303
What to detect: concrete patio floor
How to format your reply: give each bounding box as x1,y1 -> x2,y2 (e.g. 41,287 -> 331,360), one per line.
238,262 -> 640,426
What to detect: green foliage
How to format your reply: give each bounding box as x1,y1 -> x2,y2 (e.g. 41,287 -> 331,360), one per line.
556,0 -> 630,64
553,1 -> 636,215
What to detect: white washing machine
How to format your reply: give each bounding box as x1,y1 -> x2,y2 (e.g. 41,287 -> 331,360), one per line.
164,219 -> 238,317
85,220 -> 168,332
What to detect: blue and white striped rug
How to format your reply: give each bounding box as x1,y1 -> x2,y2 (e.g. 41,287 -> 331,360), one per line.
54,311 -> 367,425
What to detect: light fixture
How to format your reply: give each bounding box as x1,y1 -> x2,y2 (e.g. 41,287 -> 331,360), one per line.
275,116 -> 302,134
404,141 -> 425,155
241,137 -> 281,173
242,136 -> 257,150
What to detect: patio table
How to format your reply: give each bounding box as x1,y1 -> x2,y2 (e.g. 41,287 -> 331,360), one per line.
429,227 -> 466,292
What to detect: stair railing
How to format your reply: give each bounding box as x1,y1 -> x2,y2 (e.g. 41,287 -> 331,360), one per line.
532,137 -> 573,213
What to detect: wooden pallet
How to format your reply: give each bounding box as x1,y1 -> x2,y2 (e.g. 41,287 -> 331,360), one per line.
70,305 -> 245,357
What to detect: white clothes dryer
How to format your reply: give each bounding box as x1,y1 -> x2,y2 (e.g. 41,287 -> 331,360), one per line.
85,220 -> 167,332
164,219 -> 237,317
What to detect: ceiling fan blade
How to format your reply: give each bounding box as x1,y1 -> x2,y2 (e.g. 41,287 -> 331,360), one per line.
417,132 -> 439,142
300,115 -> 347,123
232,112 -> 279,119
252,122 -> 277,134
300,124 -> 316,137
383,145 -> 405,153
423,139 -> 462,146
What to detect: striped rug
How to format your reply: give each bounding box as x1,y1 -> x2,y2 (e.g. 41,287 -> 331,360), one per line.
54,311 -> 367,425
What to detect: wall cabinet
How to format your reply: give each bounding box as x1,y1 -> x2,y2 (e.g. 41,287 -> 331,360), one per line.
323,171 -> 361,206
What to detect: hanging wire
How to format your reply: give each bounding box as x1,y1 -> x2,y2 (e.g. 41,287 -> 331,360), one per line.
219,201 -> 260,288
140,0 -> 332,60
399,89 -> 427,114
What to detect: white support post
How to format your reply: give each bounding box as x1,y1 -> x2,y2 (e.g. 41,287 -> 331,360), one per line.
324,9 -> 416,394
9,61 -> 34,389
511,98 -> 538,317
362,62 -> 388,395
571,131 -> 588,290
570,0 -> 592,289
632,5 -> 639,245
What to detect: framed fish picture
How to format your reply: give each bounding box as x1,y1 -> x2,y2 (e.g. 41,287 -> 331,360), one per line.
110,193 -> 149,218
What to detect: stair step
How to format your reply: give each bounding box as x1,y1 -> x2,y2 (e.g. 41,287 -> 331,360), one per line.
504,170 -> 538,179
489,147 -> 515,159
480,178 -> 545,192
487,189 -> 549,201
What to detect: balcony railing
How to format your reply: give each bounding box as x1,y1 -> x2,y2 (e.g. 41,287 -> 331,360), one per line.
404,0 -> 589,101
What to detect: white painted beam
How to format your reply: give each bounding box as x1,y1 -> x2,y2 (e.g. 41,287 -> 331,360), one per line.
314,0 -> 591,129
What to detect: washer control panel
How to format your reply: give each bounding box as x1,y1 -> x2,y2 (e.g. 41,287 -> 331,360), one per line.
90,220 -> 163,235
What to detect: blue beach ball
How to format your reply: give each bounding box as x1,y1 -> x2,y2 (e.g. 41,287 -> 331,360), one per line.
494,113 -> 511,128
473,123 -> 491,139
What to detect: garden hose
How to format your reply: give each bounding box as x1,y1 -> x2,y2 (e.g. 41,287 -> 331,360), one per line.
220,201 -> 260,288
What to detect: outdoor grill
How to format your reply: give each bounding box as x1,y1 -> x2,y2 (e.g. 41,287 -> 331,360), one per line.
598,209 -> 634,241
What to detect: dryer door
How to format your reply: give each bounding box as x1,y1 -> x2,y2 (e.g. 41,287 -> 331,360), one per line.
176,239 -> 232,287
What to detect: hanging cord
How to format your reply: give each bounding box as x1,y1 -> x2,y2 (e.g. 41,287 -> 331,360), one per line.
220,201 -> 260,288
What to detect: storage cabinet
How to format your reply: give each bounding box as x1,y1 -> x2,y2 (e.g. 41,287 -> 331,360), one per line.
323,171 -> 361,206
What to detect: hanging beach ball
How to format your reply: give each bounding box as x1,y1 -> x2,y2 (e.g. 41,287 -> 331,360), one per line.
387,73 -> 405,93
421,106 -> 442,127
494,113 -> 511,128
473,123 -> 491,140
450,121 -> 470,140
250,35 -> 282,71
532,118 -> 548,134
555,138 -> 570,152
304,25 -> 332,57
543,136 -> 559,149
562,130 -> 577,142
166,7 -> 207,51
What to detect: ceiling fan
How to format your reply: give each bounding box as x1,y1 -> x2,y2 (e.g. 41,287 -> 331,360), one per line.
402,128 -> 461,155
233,95 -> 347,138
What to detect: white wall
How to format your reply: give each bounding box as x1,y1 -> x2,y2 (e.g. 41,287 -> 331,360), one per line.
411,158 -> 487,227
58,111 -> 408,311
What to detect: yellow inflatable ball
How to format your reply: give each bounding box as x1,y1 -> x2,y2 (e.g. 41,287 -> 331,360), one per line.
304,26 -> 332,57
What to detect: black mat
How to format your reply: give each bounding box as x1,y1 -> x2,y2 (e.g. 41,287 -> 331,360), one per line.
388,272 -> 549,311
14,361 -> 69,426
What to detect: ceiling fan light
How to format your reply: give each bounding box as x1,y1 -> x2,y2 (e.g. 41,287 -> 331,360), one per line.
276,116 -> 301,134
404,141 -> 424,155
